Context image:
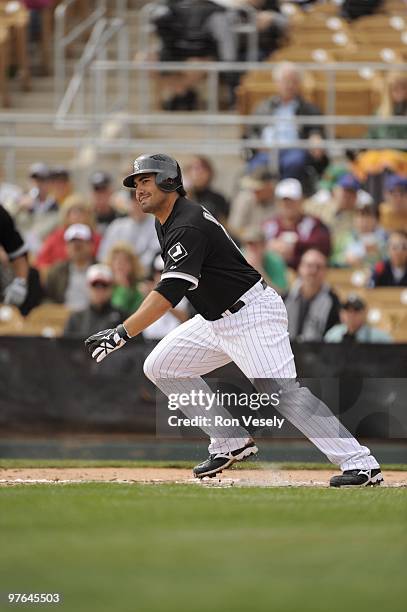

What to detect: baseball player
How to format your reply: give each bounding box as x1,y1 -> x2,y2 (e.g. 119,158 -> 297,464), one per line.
0,204 -> 29,306
85,154 -> 383,487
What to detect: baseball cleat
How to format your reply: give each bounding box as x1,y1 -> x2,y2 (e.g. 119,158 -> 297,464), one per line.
193,441 -> 258,479
329,468 -> 384,488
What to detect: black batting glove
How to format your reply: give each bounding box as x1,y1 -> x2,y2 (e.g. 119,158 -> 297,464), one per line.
85,324 -> 131,363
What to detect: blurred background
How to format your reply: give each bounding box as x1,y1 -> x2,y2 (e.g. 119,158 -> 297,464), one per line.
0,0 -> 406,463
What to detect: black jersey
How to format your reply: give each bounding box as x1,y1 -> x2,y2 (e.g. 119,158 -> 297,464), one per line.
155,196 -> 261,320
0,204 -> 27,260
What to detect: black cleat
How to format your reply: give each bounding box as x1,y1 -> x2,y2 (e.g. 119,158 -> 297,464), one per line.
330,468 -> 384,488
193,442 -> 258,479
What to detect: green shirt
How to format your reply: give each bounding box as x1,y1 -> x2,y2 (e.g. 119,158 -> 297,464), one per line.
111,284 -> 143,316
263,251 -> 288,293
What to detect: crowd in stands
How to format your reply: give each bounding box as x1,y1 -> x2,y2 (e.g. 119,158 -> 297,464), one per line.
0,143 -> 406,344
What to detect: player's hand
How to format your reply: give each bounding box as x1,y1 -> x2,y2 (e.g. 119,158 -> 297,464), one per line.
85,324 -> 130,363
4,277 -> 27,306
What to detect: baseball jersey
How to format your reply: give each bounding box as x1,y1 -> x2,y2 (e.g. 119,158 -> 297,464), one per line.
155,196 -> 261,320
0,204 -> 27,260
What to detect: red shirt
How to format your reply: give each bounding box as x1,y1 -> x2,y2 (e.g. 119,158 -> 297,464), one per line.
263,214 -> 331,269
35,226 -> 102,270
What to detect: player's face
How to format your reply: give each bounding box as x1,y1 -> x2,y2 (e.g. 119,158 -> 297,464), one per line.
134,174 -> 167,213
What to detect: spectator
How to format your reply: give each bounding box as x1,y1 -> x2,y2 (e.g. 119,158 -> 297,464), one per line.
240,227 -> 288,294
35,195 -> 101,272
246,62 -> 328,190
151,0 -> 228,110
330,200 -> 387,268
89,171 -> 124,235
264,178 -> 331,269
284,249 -> 341,342
98,190 -> 160,269
142,254 -> 189,341
341,0 -> 384,20
325,294 -> 392,343
379,175 -> 407,233
370,230 -> 407,287
45,224 -> 95,311
306,173 -> 371,234
106,243 -> 144,316
184,156 -> 230,223
228,169 -> 276,239
48,166 -> 75,206
10,163 -> 59,255
368,71 -> 407,146
248,1 -> 287,60
63,264 -> 125,339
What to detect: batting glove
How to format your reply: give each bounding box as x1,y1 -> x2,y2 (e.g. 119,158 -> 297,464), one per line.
85,324 -> 131,363
4,277 -> 27,306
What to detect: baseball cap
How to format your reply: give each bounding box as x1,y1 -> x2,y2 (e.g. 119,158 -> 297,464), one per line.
356,190 -> 375,212
275,178 -> 303,201
384,174 -> 407,192
50,166 -> 70,181
90,171 -> 112,189
29,162 -> 50,180
86,264 -> 113,285
240,169 -> 277,190
64,223 -> 92,242
341,294 -> 366,311
337,174 -> 360,191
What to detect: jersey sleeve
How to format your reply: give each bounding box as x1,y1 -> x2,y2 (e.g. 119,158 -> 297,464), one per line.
161,227 -> 208,289
0,205 -> 27,260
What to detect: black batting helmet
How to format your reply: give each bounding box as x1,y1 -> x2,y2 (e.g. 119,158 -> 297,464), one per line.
123,153 -> 186,195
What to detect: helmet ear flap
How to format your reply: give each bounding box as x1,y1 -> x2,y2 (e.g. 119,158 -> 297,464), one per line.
155,170 -> 182,192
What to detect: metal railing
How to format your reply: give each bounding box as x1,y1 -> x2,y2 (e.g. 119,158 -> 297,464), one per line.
54,0 -> 108,105
89,59 -> 407,137
56,17 -> 128,120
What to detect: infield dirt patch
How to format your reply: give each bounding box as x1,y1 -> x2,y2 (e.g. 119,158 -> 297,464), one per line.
0,467 -> 405,487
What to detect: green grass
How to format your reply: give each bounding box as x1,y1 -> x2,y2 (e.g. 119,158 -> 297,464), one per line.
0,484 -> 406,612
1,458 -> 406,470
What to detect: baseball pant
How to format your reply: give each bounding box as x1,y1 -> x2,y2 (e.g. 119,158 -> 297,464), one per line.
144,282 -> 379,471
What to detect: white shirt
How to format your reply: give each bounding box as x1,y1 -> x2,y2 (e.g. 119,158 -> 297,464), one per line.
97,215 -> 160,269
261,100 -> 298,146
64,265 -> 89,311
143,298 -> 188,340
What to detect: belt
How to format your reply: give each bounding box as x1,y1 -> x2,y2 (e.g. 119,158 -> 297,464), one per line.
221,279 -> 267,318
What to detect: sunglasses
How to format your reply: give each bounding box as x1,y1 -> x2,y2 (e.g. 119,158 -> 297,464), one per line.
90,281 -> 111,289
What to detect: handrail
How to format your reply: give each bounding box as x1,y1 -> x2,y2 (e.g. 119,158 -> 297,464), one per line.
90,59 -> 407,117
54,0 -> 107,106
56,18 -> 108,120
0,112 -> 406,127
0,136 -> 405,153
91,59 -> 407,72
56,17 -> 125,120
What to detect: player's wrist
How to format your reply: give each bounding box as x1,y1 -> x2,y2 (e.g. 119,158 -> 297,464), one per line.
117,323 -> 132,340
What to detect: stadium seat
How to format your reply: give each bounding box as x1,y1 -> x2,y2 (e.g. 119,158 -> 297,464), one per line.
0,25 -> 10,107
367,306 -> 407,342
0,304 -> 24,335
25,303 -> 70,324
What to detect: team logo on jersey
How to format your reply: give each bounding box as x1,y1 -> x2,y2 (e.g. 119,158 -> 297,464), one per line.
168,242 -> 188,262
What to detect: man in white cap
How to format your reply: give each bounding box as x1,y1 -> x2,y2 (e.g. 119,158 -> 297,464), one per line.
64,264 -> 125,338
45,223 -> 94,310
263,178 -> 331,269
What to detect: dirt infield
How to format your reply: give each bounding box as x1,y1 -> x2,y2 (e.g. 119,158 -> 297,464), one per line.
0,467 -> 406,487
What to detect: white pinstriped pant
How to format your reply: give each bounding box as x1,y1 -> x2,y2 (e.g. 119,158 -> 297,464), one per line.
144,283 -> 379,471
